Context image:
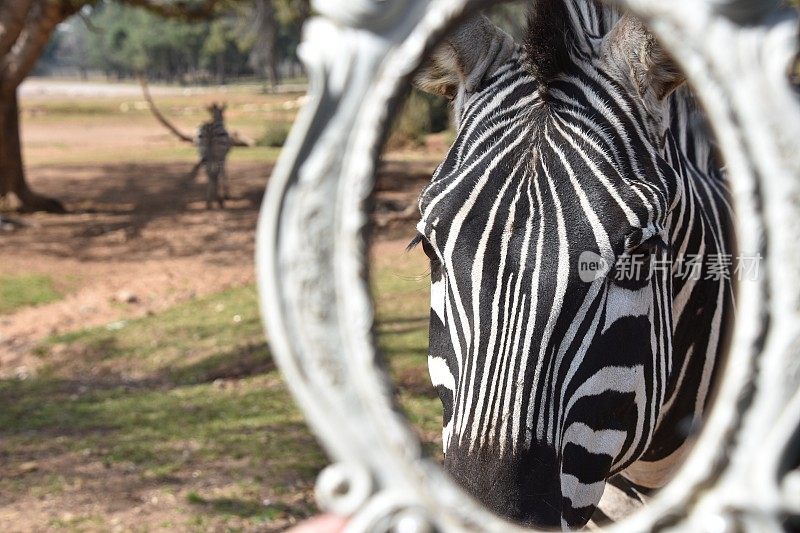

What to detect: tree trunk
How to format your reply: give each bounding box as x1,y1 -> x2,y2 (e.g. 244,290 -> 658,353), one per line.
0,0 -> 80,213
264,5 -> 280,91
267,52 -> 280,91
0,90 -> 64,212
250,0 -> 280,92
216,53 -> 226,85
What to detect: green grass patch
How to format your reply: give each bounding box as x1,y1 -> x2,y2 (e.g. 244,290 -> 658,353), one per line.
41,285 -> 264,378
3,374 -> 321,476
4,252 -> 439,529
0,274 -> 62,314
4,284 -> 324,529
186,491 -> 285,521
389,90 -> 450,147
257,121 -> 292,148
371,245 -> 442,455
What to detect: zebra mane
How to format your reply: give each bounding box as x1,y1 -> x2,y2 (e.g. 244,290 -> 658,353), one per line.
525,0 -> 620,91
525,0 -> 574,89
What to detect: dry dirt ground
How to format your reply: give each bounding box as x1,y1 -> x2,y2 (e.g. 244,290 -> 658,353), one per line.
0,157 -> 438,531
1,162 -> 264,376
0,81 -> 444,531
0,156 -> 436,374
0,160 -> 440,532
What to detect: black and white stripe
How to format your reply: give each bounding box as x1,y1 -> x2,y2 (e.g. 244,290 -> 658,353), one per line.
196,103 -> 232,208
412,1 -> 733,528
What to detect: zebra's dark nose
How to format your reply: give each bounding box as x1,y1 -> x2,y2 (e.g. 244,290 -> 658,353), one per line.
444,442 -> 562,528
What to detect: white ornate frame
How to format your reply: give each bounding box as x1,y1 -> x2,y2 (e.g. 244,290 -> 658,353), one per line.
256,0 -> 800,530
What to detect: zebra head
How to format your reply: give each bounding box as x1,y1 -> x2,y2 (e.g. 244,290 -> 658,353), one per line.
207,102 -> 227,123
412,1 -> 733,528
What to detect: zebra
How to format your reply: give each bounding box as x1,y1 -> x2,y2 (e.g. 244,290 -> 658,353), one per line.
410,0 -> 734,529
192,103 -> 233,209
139,78 -> 246,209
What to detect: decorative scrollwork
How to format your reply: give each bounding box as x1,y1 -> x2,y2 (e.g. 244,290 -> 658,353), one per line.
315,463 -> 374,516
256,0 -> 800,530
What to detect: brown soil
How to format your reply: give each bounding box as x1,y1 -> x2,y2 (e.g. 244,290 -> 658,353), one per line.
0,79 -> 447,531
0,162 -> 264,377
0,155 -> 437,376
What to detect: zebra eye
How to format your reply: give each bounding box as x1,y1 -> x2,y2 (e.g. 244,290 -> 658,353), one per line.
628,234 -> 667,257
612,234 -> 669,286
407,233 -> 440,264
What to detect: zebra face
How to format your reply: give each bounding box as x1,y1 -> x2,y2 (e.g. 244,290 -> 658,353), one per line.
207,102 -> 227,123
412,3 -> 732,529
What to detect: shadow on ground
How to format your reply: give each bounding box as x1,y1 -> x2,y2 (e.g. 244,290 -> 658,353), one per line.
0,153 -> 442,529
5,157 -> 435,264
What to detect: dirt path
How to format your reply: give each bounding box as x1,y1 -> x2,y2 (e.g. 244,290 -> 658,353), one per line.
1,162 -> 265,377
0,156 -> 437,379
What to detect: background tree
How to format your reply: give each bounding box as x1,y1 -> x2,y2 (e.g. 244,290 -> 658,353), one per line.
272,0 -> 310,84
0,0 -> 78,212
86,5 -> 215,83
0,0 -> 231,213
237,0 -> 308,91
247,0 -> 278,89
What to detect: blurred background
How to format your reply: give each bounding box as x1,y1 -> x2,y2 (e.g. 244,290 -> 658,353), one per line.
1,1 -> 796,531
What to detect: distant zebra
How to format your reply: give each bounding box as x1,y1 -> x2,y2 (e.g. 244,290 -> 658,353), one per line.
412,1 -> 733,529
140,78 -> 252,209
191,103 -> 232,209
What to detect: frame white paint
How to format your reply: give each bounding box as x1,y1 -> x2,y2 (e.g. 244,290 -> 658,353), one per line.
256,0 -> 800,530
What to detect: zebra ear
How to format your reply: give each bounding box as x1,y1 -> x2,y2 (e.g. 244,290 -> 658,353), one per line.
605,14 -> 685,101
414,15 -> 515,99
